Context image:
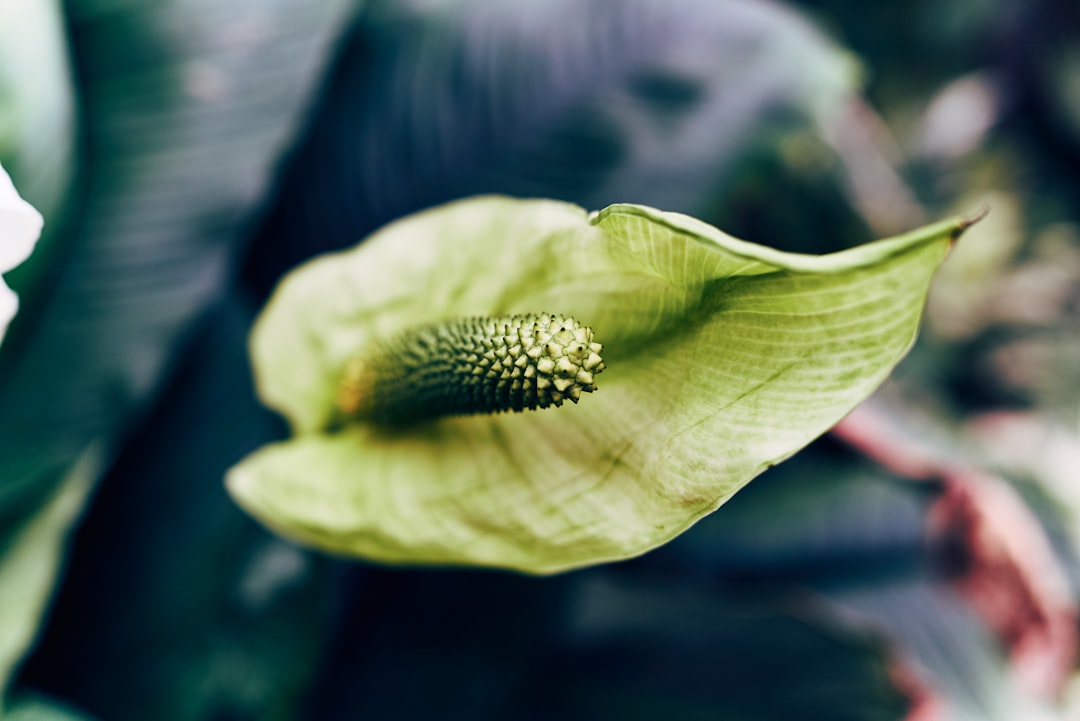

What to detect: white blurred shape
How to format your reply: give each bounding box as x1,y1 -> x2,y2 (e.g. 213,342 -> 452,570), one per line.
238,539 -> 310,611
0,161 -> 43,345
918,72 -> 1001,160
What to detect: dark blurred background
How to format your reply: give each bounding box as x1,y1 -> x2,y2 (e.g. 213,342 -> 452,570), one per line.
2,0 -> 1079,719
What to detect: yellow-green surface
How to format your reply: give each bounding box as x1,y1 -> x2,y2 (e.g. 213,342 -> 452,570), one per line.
228,197 -> 976,574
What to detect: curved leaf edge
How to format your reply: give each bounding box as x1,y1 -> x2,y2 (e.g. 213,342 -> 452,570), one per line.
230,199 -> 985,574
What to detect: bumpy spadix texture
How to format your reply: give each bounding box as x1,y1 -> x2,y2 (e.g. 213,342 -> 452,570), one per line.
339,313 -> 604,424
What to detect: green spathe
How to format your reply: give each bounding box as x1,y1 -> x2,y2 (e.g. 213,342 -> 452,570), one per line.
227,197 -> 978,574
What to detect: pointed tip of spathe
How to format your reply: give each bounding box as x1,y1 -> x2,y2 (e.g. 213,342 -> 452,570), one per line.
951,204 -> 991,242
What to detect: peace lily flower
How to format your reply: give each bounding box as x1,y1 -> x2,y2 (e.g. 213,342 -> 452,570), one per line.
227,197 -> 981,574
0,161 -> 43,347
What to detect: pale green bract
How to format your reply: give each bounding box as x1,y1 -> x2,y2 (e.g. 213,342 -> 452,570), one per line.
227,197 -> 978,574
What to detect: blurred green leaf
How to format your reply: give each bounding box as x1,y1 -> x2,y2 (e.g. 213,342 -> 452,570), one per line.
17,302 -> 343,721
0,0 -> 354,509
4,696 -> 94,721
301,568 -> 916,721
245,0 -> 861,291
0,0 -> 353,598
545,574 -> 914,721
228,197 -> 976,573
0,0 -> 355,712
0,446 -> 97,704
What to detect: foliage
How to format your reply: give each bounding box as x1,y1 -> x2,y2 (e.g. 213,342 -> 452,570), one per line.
1,0 -> 1078,719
